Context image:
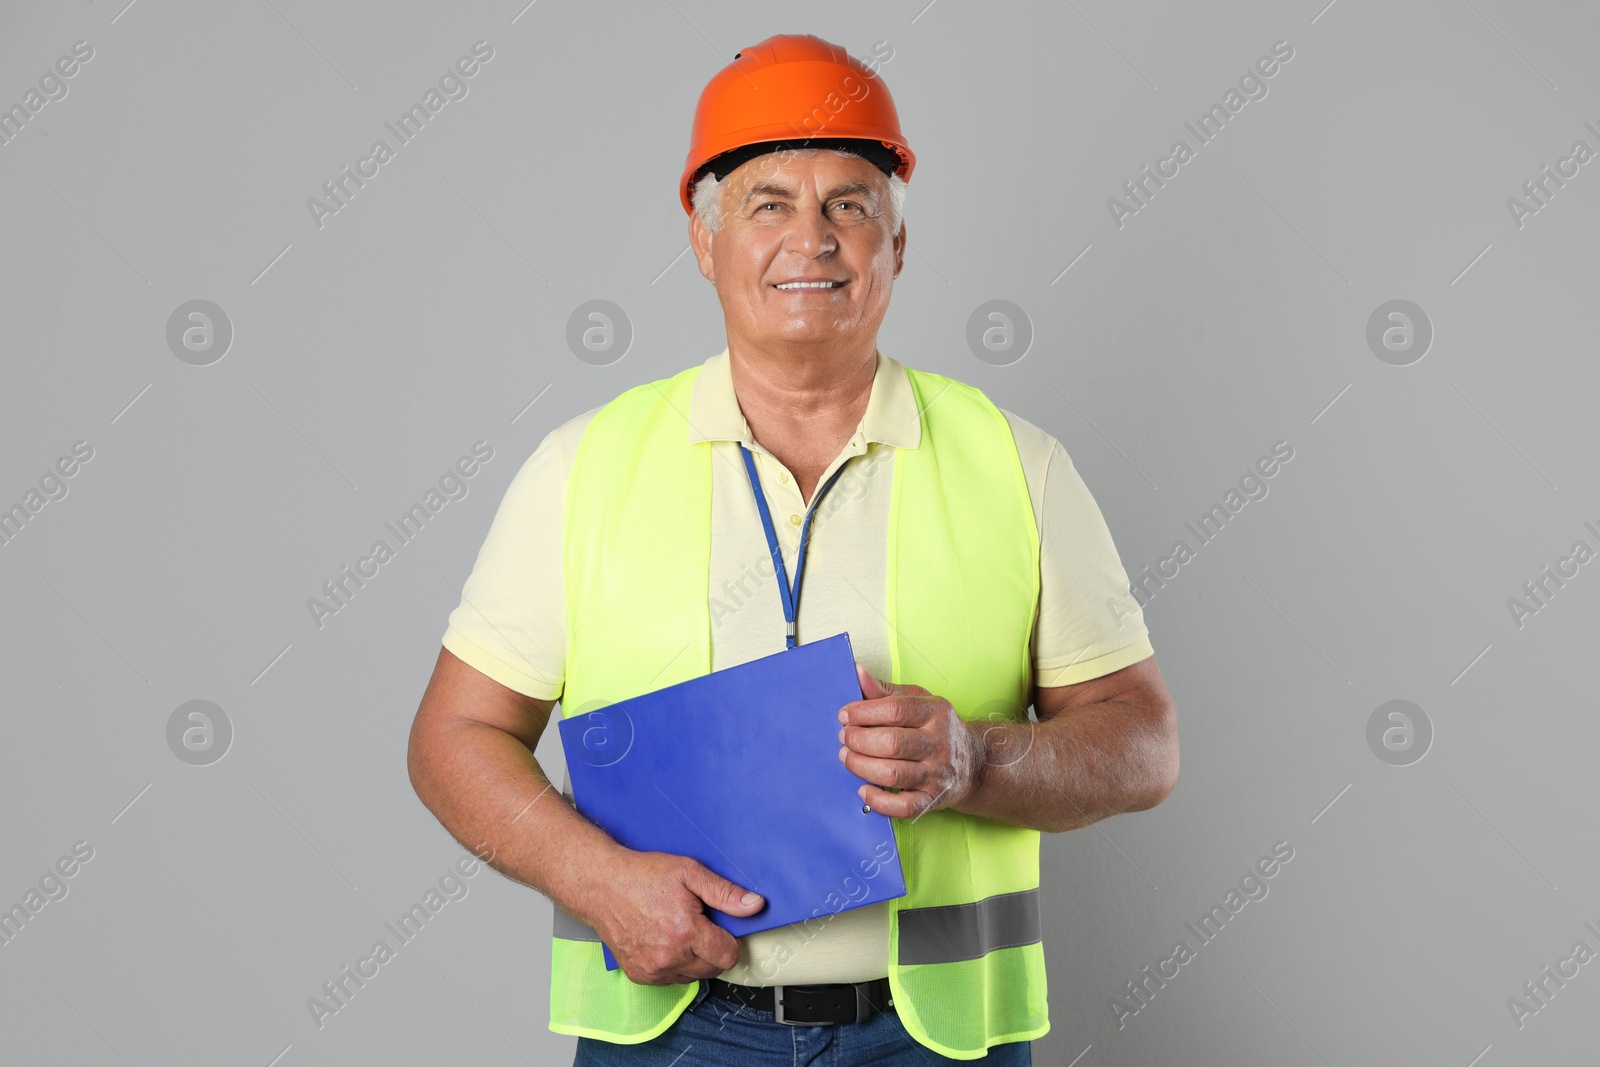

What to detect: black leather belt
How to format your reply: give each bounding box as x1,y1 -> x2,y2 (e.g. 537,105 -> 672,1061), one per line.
707,976 -> 894,1025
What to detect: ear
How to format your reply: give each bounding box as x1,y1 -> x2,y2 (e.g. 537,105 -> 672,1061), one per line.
892,221 -> 907,279
689,208 -> 717,286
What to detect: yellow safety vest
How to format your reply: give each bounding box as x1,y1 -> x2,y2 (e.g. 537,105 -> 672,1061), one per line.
549,361 -> 1049,1059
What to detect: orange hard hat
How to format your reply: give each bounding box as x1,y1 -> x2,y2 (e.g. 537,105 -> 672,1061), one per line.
679,33 -> 916,216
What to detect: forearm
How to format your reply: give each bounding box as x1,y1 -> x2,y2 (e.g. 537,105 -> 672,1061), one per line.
954,699 -> 1172,833
410,719 -> 626,927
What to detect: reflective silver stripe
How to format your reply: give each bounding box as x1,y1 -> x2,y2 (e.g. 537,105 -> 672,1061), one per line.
553,907 -> 600,942
897,887 -> 1041,966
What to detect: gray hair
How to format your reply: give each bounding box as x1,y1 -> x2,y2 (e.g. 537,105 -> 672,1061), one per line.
692,150 -> 907,237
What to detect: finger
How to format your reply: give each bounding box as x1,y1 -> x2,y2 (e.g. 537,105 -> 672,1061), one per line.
684,862 -> 765,917
854,660 -> 892,700
842,694 -> 935,728
860,782 -> 932,819
659,966 -> 716,991
840,722 -> 934,760
670,955 -> 716,984
852,661 -> 931,699
847,665 -> 930,712
624,955 -> 693,987
691,919 -> 742,973
840,748 -> 927,791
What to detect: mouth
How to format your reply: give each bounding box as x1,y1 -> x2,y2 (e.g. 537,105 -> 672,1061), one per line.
772,280 -> 846,291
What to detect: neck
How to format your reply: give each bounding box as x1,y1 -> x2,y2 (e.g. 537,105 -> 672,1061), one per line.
727,338 -> 877,444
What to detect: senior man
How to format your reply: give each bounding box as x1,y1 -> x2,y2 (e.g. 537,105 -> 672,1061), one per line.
409,33 -> 1177,1066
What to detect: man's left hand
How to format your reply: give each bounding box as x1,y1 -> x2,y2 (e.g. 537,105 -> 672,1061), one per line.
838,661 -> 986,819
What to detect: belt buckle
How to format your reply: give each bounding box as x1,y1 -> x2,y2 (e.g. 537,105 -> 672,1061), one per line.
771,983 -> 873,1026
772,984 -> 801,1026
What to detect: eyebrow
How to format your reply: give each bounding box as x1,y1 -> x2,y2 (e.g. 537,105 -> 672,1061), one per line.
740,179 -> 880,210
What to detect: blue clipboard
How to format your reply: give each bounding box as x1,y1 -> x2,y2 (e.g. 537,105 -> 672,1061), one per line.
557,632 -> 907,971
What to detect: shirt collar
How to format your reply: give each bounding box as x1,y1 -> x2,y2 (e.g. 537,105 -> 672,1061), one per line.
686,346 -> 922,450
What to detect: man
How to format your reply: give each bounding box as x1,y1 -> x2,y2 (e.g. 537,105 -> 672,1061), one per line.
409,33 -> 1178,1066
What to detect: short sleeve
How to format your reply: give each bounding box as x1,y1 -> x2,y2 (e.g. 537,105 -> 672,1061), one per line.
439,427 -> 572,701
1033,439 -> 1154,687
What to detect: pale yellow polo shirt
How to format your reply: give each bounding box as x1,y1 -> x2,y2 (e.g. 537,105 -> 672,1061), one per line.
441,346 -> 1153,986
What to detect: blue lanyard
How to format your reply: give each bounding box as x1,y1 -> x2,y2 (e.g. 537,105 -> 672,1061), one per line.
739,443 -> 851,650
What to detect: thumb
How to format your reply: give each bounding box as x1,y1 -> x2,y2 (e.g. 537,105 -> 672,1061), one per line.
855,660 -> 897,700
855,661 -> 927,701
685,862 -> 765,917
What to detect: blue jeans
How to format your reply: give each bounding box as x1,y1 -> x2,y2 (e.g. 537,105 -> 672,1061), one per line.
573,980 -> 1032,1066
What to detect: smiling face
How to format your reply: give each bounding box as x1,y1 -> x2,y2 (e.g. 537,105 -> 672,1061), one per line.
690,148 -> 906,354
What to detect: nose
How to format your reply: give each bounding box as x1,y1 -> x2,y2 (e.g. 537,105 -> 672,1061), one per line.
784,203 -> 836,259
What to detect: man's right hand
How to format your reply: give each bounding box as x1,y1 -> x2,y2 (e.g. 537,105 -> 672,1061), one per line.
586,850 -> 766,986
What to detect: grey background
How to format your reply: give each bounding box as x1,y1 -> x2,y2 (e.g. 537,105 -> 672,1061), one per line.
2,0 -> 1596,1063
